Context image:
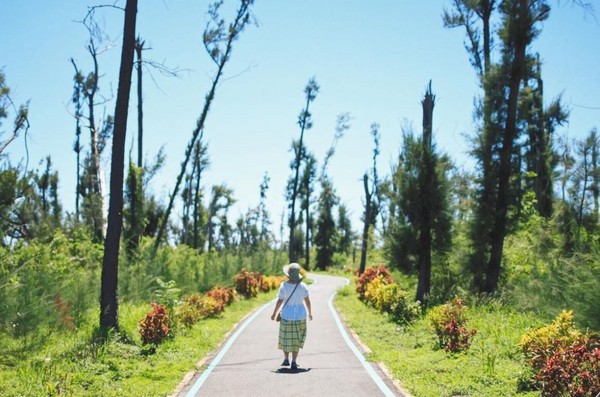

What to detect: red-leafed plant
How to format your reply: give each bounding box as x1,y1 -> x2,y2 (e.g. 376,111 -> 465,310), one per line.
54,292 -> 74,330
233,268 -> 260,298
355,265 -> 394,301
139,303 -> 170,345
206,285 -> 237,307
520,311 -> 600,396
538,337 -> 600,397
429,297 -> 476,353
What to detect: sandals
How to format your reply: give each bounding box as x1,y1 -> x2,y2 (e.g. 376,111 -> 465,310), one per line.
280,359 -> 299,369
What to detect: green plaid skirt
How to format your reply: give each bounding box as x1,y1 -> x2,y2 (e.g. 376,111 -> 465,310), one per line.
278,318 -> 307,352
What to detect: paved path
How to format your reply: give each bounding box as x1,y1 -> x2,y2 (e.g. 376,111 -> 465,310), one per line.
177,273 -> 405,397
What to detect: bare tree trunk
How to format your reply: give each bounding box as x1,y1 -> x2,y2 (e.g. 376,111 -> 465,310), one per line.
416,82 -> 435,306
100,0 -> 138,331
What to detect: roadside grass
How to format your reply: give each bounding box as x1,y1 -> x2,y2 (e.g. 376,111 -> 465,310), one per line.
334,282 -> 542,397
0,291 -> 276,397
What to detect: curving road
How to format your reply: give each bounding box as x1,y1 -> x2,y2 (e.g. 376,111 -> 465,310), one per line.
176,273 -> 406,397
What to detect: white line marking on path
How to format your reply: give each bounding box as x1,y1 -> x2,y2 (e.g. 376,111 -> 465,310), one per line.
328,278 -> 397,397
184,300 -> 272,397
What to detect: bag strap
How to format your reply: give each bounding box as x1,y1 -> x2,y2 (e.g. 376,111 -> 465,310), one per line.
281,282 -> 301,310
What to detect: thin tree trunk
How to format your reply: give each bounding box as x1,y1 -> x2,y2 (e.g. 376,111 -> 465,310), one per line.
304,192 -> 310,270
359,174 -> 371,275
135,38 -> 144,168
100,0 -> 138,331
192,138 -> 204,249
289,97 -> 311,263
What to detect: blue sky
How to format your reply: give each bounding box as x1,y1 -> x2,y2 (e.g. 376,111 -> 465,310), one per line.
1,1 -> 599,234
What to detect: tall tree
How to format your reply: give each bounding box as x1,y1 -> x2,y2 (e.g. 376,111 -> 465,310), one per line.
446,0 -> 554,293
299,152 -> 317,269
0,71 -> 29,157
206,184 -> 235,252
416,83 -> 436,306
315,113 -> 350,270
569,129 -> 600,244
287,78 -> 319,263
444,0 -> 499,292
181,133 -> 209,249
153,0 -> 255,253
71,13 -> 116,237
485,0 -> 550,293
99,0 -> 138,331
358,123 -> 381,275
258,173 -> 272,244
336,204 -> 354,256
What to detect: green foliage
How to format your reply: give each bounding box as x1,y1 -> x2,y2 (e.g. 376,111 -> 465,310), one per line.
383,129 -> 453,274
0,230 -> 101,336
496,207 -> 600,332
152,278 -> 181,313
428,297 -> 477,353
139,303 -> 171,345
315,178 -> 338,271
123,163 -> 145,254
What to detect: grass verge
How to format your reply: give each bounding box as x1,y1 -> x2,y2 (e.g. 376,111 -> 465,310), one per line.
0,291 -> 276,397
334,283 -> 542,397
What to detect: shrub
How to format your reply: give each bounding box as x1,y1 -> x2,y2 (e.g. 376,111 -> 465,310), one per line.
365,279 -> 421,324
520,310 -> 582,374
538,336 -> 600,397
519,310 -> 599,395
428,297 -> 476,353
262,275 -> 286,291
206,285 -> 237,307
139,303 -> 171,345
356,266 -> 394,301
152,278 -> 181,313
233,268 -> 260,298
53,292 -> 74,330
175,293 -> 224,327
255,272 -> 270,293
